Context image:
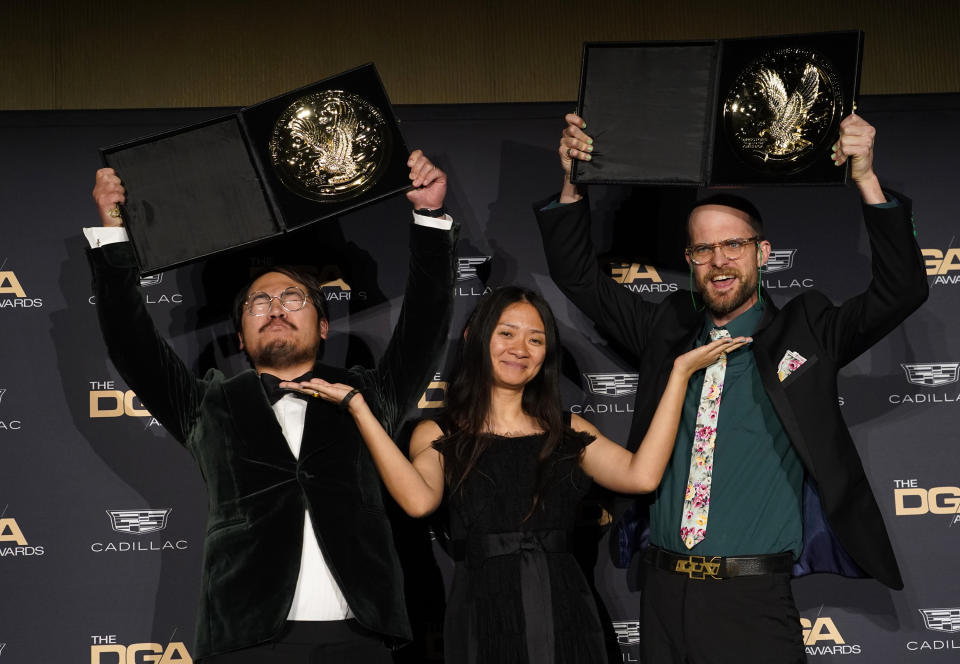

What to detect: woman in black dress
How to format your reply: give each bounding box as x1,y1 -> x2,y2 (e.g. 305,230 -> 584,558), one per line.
286,287 -> 748,663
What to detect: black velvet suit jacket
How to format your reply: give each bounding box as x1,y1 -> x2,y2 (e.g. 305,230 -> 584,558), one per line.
87,222 -> 457,661
535,194 -> 927,590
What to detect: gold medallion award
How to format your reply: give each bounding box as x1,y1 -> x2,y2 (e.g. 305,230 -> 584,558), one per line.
269,90 -> 391,201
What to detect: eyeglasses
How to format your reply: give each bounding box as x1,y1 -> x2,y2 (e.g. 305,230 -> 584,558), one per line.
244,286 -> 309,316
685,236 -> 762,265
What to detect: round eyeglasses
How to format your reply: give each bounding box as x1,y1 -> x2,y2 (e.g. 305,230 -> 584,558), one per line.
244,286 -> 309,316
685,236 -> 762,265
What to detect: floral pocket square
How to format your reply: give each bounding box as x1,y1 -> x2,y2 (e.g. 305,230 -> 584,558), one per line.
777,350 -> 807,382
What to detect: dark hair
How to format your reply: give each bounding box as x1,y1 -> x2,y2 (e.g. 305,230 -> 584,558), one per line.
231,265 -> 329,335
435,286 -> 587,519
687,193 -> 765,241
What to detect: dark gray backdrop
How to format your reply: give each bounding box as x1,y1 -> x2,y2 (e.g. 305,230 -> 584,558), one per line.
0,96 -> 957,663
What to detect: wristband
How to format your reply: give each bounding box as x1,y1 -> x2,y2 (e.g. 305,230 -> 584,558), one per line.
339,388 -> 360,409
414,207 -> 445,218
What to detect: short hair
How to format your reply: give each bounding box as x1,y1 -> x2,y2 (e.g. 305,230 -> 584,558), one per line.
231,265 -> 329,335
687,193 -> 764,241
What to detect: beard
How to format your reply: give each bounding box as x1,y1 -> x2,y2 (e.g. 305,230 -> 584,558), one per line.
698,265 -> 759,317
246,321 -> 322,370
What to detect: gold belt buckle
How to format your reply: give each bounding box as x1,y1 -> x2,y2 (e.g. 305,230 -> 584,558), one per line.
675,555 -> 721,580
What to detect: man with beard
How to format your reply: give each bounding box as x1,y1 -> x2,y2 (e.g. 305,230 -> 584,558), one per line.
535,113 -> 927,663
86,150 -> 457,663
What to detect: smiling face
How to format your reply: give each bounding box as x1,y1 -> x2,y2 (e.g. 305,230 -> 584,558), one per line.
488,301 -> 547,391
237,271 -> 328,374
687,204 -> 771,325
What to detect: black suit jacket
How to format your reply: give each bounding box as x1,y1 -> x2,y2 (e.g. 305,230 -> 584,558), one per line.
87,222 -> 457,661
535,194 -> 927,590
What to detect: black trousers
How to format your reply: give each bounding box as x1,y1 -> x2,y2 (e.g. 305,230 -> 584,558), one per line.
202,620 -> 393,664
641,562 -> 806,664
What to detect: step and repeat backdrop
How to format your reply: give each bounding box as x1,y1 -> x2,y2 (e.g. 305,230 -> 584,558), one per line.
0,96 -> 957,663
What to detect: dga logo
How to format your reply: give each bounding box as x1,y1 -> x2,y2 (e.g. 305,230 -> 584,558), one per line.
893,480 -> 960,526
88,380 -> 161,428
107,509 -> 171,535
0,265 -> 43,308
0,388 -> 21,431
612,620 -> 640,646
91,637 -> 192,663
906,607 -> 960,652
608,262 -> 678,294
902,363 -> 960,387
417,373 -> 447,409
764,250 -> 796,273
924,247 -> 960,285
0,516 -> 45,557
889,363 -> 960,405
91,508 -> 188,553
456,256 -> 493,297
801,615 -> 861,656
761,249 -> 814,290
583,373 -> 640,397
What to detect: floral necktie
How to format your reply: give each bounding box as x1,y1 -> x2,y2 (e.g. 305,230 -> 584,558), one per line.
680,328 -> 730,549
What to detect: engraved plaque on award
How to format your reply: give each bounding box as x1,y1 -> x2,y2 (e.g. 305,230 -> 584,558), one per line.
722,48 -> 842,174
269,90 -> 392,201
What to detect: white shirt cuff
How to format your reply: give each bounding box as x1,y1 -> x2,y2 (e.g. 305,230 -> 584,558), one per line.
84,227 -> 129,248
85,213 -> 450,248
411,211 -> 453,230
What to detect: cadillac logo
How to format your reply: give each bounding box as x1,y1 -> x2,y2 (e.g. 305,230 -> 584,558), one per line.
106,509 -> 171,535
456,256 -> 491,282
583,373 -> 640,397
764,250 -> 796,273
612,620 -> 640,646
901,363 -> 960,388
919,608 -> 960,633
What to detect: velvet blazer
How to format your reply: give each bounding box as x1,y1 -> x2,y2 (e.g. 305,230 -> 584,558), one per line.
535,193 -> 927,590
87,222 -> 457,661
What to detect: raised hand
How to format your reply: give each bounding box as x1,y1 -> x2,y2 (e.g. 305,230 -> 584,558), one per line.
405,149 -> 447,211
92,168 -> 126,227
559,112 -> 594,178
832,114 -> 884,204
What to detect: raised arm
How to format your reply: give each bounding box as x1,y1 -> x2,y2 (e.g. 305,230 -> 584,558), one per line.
86,168 -> 205,444
535,114 -> 660,361
369,151 -> 458,435
579,336 -> 750,493
288,378 -> 445,517
817,115 -> 928,365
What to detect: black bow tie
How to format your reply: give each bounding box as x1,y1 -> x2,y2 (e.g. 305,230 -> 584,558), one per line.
260,371 -> 313,405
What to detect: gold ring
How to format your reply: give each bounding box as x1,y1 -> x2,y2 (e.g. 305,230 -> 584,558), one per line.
312,392 -> 319,398
719,352 -> 727,361
107,206 -> 121,218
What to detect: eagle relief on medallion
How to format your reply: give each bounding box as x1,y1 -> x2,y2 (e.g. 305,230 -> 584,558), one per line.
269,90 -> 391,201
722,49 -> 843,173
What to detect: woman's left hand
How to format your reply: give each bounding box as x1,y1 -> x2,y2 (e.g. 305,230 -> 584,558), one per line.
674,336 -> 752,376
279,378 -> 365,412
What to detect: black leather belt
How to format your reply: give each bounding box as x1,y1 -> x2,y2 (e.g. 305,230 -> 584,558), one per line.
644,545 -> 794,580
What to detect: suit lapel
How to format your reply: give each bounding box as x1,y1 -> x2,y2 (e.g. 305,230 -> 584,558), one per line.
751,297 -> 816,473
298,364 -> 360,464
222,370 -> 297,469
